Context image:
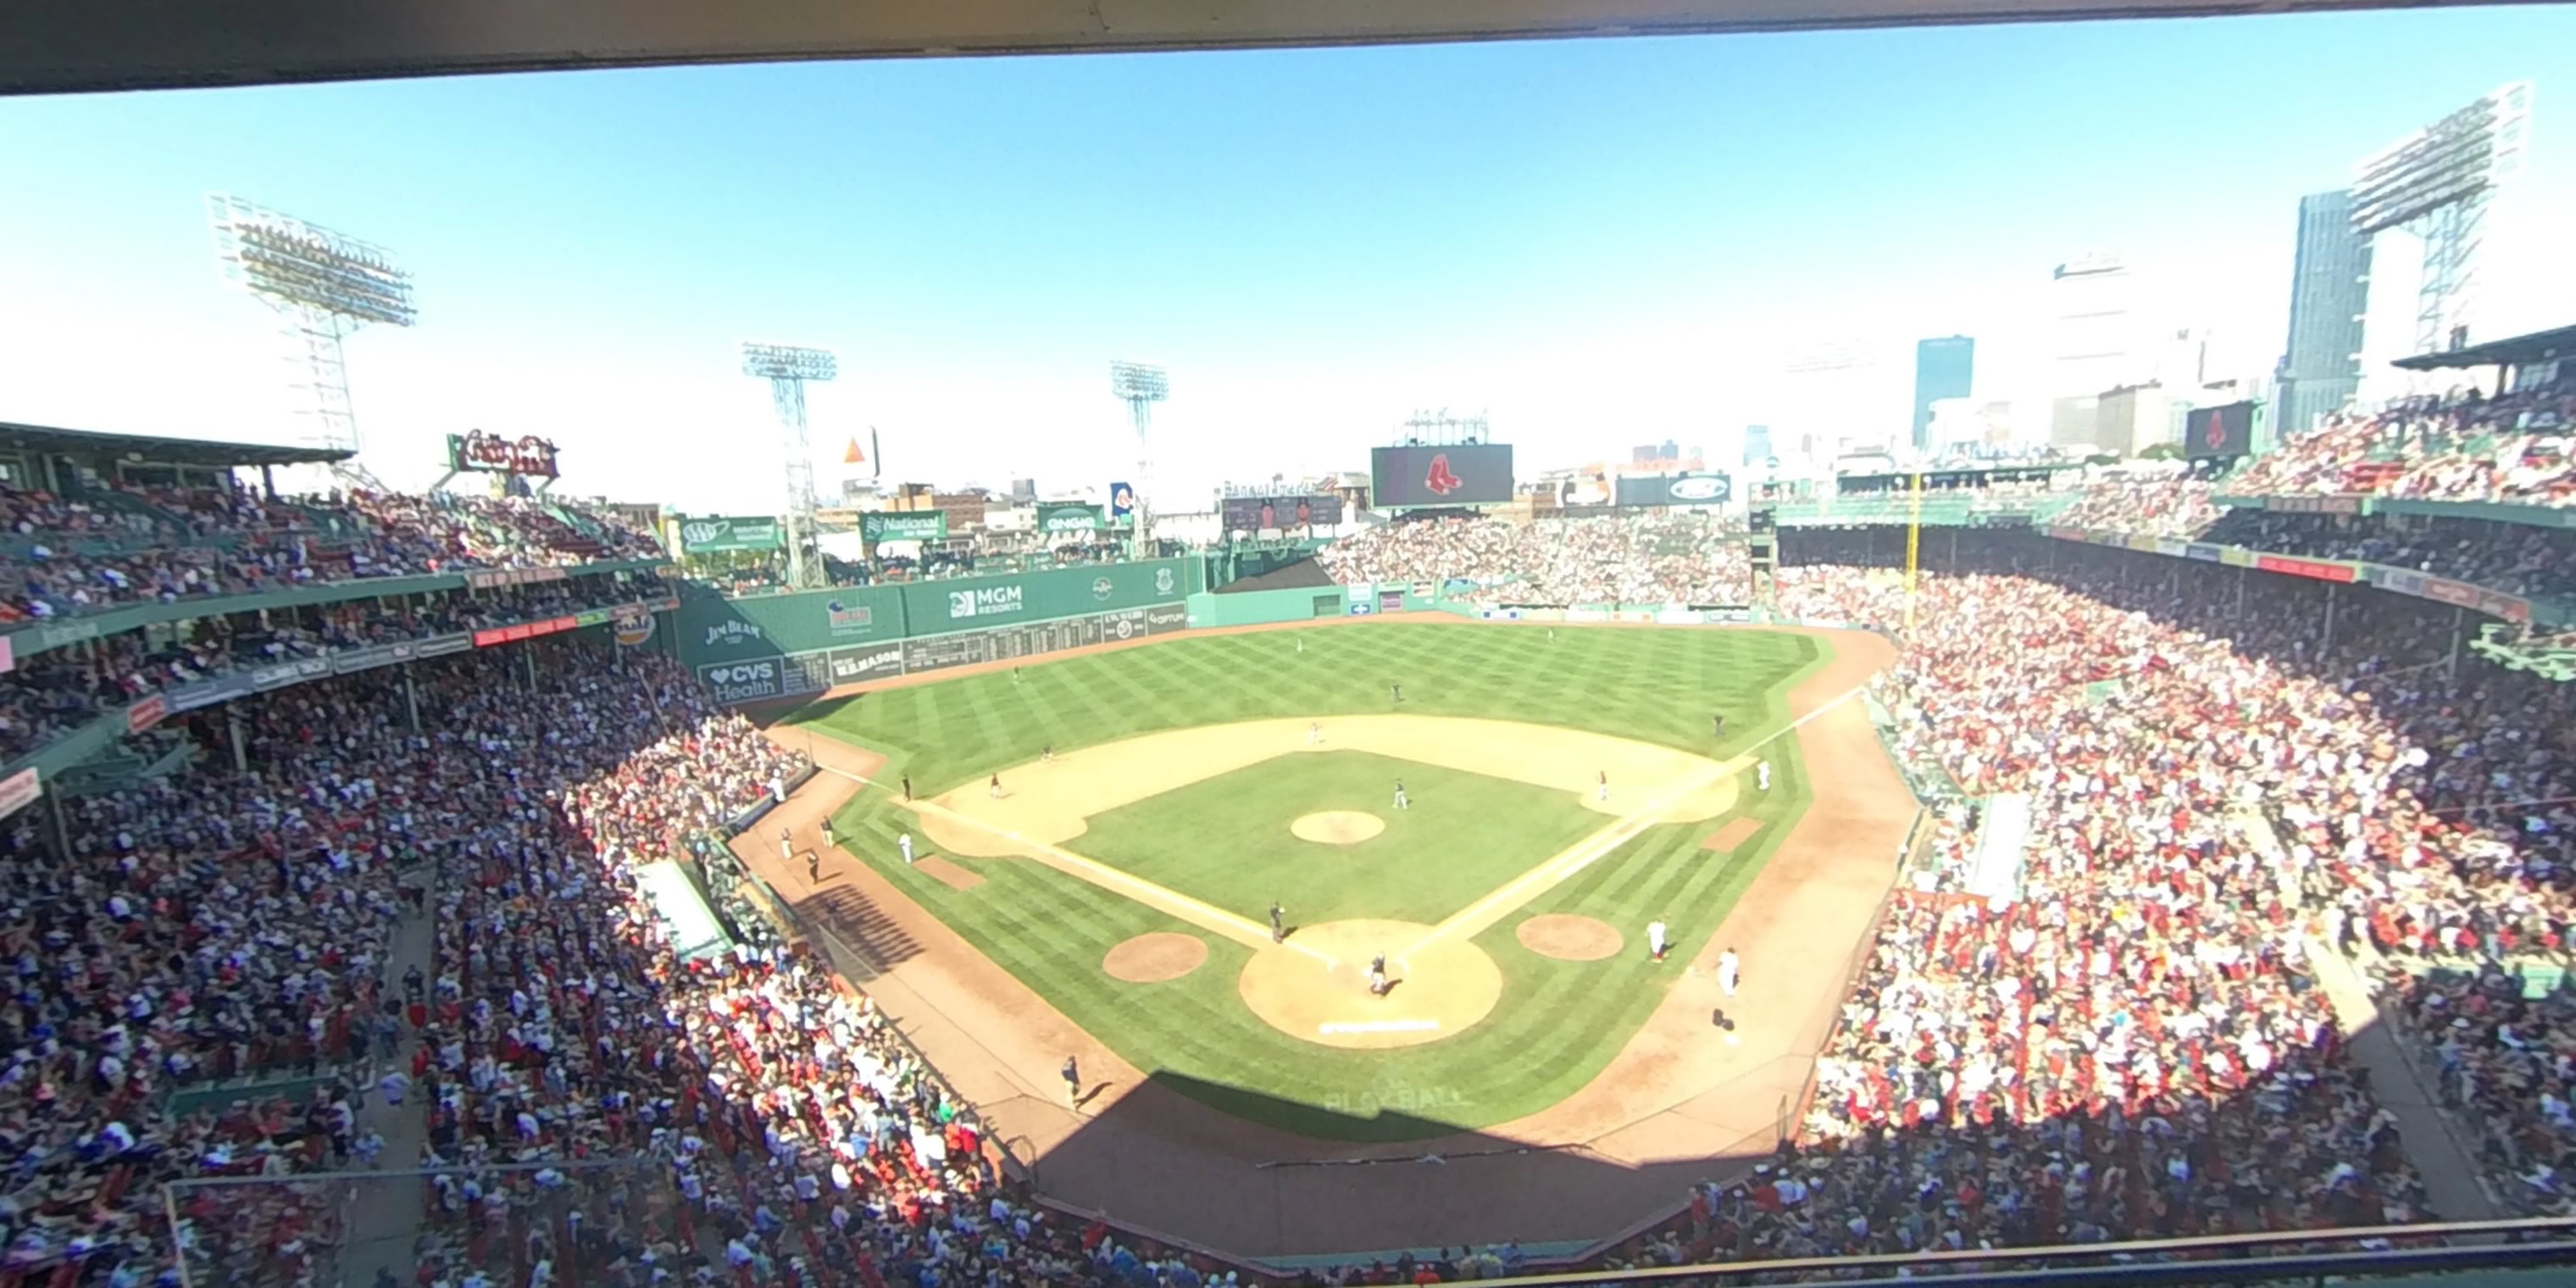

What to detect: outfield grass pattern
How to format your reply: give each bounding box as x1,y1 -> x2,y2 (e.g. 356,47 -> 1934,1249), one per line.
786,624 -> 1826,1141
1076,750 -> 1610,927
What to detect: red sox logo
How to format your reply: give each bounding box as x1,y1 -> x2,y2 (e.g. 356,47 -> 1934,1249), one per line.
2203,412 -> 2229,450
1424,453 -> 1465,497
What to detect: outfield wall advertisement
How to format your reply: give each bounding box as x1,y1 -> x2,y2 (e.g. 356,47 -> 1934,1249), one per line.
697,602 -> 1190,702
681,558 -> 1196,702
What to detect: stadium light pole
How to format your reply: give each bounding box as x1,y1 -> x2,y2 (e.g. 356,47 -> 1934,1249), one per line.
1110,361 -> 1169,560
1903,470 -> 1924,632
742,342 -> 837,591
208,195 -> 416,482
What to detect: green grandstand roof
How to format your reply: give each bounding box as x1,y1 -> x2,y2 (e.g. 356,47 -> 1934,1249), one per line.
0,421 -> 353,469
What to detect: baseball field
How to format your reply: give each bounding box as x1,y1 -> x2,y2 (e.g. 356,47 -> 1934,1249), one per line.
779,620 -> 1832,1141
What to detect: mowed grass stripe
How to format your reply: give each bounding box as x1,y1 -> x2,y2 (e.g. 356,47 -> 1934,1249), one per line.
794,624 -> 1840,1140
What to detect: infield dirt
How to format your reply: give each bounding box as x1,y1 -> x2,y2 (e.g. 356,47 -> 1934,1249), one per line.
730,616 -> 1913,1259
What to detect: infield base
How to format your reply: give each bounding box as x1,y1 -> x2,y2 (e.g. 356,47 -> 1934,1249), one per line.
1236,919 -> 1502,1050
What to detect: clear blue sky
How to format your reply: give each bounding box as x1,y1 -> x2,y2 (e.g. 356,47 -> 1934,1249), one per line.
0,8 -> 2568,510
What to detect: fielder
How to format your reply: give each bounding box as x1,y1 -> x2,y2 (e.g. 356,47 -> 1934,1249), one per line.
1647,919 -> 1668,962
988,774 -> 1002,799
1061,1057 -> 1080,1107
1041,744 -> 1055,763
1718,947 -> 1740,997
1390,682 -> 1403,704
1269,902 -> 1285,944
778,826 -> 793,865
1366,953 -> 1389,997
1757,760 -> 1772,792
1596,770 -> 1610,802
1392,780 -> 1410,811
1307,720 -> 1322,747
819,816 -> 835,851
899,834 -> 914,865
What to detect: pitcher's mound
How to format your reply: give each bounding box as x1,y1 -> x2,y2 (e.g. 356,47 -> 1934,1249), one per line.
1516,914 -> 1623,961
1104,933 -> 1208,983
1238,919 -> 1502,1049
1291,811 -> 1385,846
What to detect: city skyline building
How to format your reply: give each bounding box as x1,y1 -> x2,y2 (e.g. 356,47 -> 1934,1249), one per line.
1742,425 -> 1774,466
2276,189 -> 2373,440
2048,253 -> 2141,449
1910,336 -> 1976,452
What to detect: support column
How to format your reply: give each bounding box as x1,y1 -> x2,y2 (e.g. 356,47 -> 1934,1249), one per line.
2446,606 -> 2467,681
404,672 -> 423,733
227,712 -> 250,774
2236,566 -> 2248,618
2321,582 -> 2340,656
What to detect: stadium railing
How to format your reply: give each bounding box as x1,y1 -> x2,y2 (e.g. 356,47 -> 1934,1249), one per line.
1490,1217 -> 2576,1288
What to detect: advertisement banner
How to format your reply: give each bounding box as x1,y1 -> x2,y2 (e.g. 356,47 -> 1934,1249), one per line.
2373,566 -> 2428,597
1108,482 -> 1135,523
571,608 -> 612,629
0,769 -> 39,820
2253,553 -> 2359,583
417,634 -> 474,658
1346,599 -> 1374,616
0,633 -> 12,676
126,695 -> 167,734
2185,543 -> 2223,563
861,513 -> 949,542
165,672 -> 256,713
2419,577 -> 2481,609
677,516 -> 785,554
1035,502 -> 1104,535
1615,472 -> 1734,508
2263,495 -> 2365,516
330,641 -> 415,676
613,609 -> 658,647
1370,443 -> 1514,507
2483,590 -> 2533,624
1145,603 -> 1189,635
466,568 -> 569,591
699,659 -> 791,703
825,644 -> 907,685
2152,537 -> 2189,558
1220,494 -> 1346,532
2218,547 -> 2258,568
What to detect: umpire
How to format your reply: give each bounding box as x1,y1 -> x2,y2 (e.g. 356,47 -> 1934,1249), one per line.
1269,902 -> 1285,944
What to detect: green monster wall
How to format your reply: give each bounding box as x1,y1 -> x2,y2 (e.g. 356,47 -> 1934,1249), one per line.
678,558 -> 1201,702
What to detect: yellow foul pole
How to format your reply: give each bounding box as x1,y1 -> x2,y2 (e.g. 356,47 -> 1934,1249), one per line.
1903,471 -> 1923,632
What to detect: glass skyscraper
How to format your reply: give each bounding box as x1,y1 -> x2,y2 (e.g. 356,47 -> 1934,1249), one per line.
1911,336 -> 1976,452
2277,191 -> 2372,441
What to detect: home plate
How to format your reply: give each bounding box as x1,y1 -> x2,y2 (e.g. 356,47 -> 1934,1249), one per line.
1319,1019 -> 1441,1036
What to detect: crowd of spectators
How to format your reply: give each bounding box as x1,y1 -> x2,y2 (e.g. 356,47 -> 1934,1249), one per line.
0,634 -> 1269,1288
0,479 -> 661,625
0,574 -> 669,763
2049,475 -> 2223,538
1318,514 -> 1750,606
2223,373 -> 2576,506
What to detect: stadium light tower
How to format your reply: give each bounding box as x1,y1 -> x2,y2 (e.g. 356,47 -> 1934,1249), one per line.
742,342 -> 837,591
2351,82 -> 2534,365
1109,361 -> 1169,558
208,195 -> 416,475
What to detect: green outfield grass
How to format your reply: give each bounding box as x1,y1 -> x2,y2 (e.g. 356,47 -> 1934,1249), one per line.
783,622 -> 1832,1141
1074,749 -> 1607,926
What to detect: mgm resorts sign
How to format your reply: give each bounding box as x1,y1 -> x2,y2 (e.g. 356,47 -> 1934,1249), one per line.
947,584 -> 1025,620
